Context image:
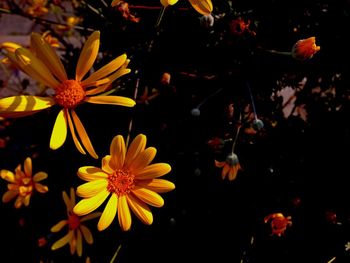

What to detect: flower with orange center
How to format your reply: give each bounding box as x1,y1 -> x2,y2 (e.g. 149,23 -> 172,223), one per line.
73,134 -> 175,231
51,188 -> 100,257
0,157 -> 48,208
215,153 -> 242,181
291,37 -> 320,61
0,31 -> 135,158
264,213 -> 292,236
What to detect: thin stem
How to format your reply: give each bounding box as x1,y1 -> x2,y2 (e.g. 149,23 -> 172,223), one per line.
125,76 -> 140,148
155,6 -> 166,28
265,49 -> 292,56
196,87 -> 224,109
246,82 -> 258,120
110,244 -> 122,263
231,113 -> 242,154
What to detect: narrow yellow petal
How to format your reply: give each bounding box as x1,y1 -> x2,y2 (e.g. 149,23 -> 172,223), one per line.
129,147 -> 157,172
98,194 -> 118,231
15,48 -> 60,88
24,157 -> 32,176
81,54 -> 127,87
101,156 -> 114,174
110,135 -> 126,170
77,179 -> 108,198
2,190 -> 18,203
126,194 -> 153,225
51,231 -> 74,250
80,225 -> 93,244
1,42 -> 22,53
76,31 -> 100,81
131,187 -> 164,207
71,110 -> 98,159
118,195 -> 131,231
77,166 -> 108,181
136,179 -> 175,193
62,190 -> 72,211
81,212 -> 102,222
125,134 -> 147,168
84,96 -> 135,107
69,235 -> 76,255
76,230 -> 83,257
73,189 -> 109,216
33,171 -> 48,182
70,187 -> 76,207
34,183 -> 49,193
0,170 -> 15,183
50,109 -> 67,150
14,196 -> 24,208
0,95 -> 55,114
30,32 -> 67,82
50,220 -> 68,232
66,109 -> 86,155
188,0 -> 213,15
134,163 -> 171,179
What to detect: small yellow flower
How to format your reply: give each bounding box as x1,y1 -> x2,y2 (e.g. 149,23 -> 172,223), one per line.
291,37 -> 320,61
264,213 -> 292,236
0,31 -> 135,158
42,31 -> 60,48
26,0 -> 49,17
51,188 -> 100,257
215,153 -> 242,181
0,157 -> 48,208
73,134 -> 175,231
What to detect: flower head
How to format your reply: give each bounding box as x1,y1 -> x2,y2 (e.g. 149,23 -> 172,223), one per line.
188,0 -> 213,15
215,153 -> 242,181
291,37 -> 320,61
264,213 -> 292,236
51,188 -> 100,257
73,134 -> 175,231
0,157 -> 48,208
26,0 -> 49,17
160,0 -> 179,7
0,31 -> 135,158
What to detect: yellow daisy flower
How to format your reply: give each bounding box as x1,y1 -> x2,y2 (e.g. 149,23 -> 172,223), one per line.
73,134 -> 175,231
51,188 -> 101,257
0,31 -> 135,158
0,157 -> 48,209
215,153 -> 242,181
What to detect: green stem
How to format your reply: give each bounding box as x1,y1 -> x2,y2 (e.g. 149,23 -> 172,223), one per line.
110,244 -> 122,263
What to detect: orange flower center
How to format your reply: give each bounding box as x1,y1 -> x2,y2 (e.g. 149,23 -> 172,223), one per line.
107,169 -> 135,196
68,212 -> 80,230
54,80 -> 86,108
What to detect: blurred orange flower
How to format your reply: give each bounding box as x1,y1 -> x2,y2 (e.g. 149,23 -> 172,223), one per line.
0,157 -> 48,208
215,153 -> 242,181
292,37 -> 320,61
51,188 -> 100,257
26,0 -> 49,17
264,213 -> 292,236
73,134 -> 175,231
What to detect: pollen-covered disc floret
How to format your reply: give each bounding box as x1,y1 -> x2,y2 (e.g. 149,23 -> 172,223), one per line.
54,80 -> 86,108
107,169 -> 135,196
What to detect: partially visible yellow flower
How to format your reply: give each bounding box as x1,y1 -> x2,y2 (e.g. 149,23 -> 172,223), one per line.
0,157 -> 48,208
26,0 -> 49,17
264,213 -> 292,236
73,134 -> 175,231
291,37 -> 320,61
42,31 -> 60,48
51,188 -> 100,257
0,31 -> 135,158
215,153 -> 242,181
160,0 -> 179,7
188,0 -> 213,15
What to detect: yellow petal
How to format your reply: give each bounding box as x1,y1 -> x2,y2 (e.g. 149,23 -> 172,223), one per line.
76,229 -> 83,257
2,190 -> 18,203
84,96 -> 135,107
33,171 -> 48,182
188,0 -> 213,15
14,196 -> 24,208
118,195 -> 131,231
160,0 -> 179,7
77,166 -> 108,181
51,231 -> 74,250
0,95 -> 55,114
30,32 -> 67,82
132,187 -> 164,207
81,212 -> 102,222
125,134 -> 146,168
80,225 -> 93,244
73,189 -> 109,216
1,42 -> 22,53
50,220 -> 68,232
0,170 -> 15,182
81,54 -> 127,87
23,194 -> 31,206
69,234 -> 76,255
76,31 -> 100,81
136,179 -> 175,193
34,183 -> 49,193
50,109 -> 67,150
126,194 -> 153,225
134,163 -> 171,179
24,157 -> 32,176
62,190 -> 72,211
98,194 -> 118,231
66,109 -> 86,155
101,155 -> 114,174
71,110 -> 98,159
15,47 -> 60,88
110,135 -> 126,170
77,179 -> 108,198
129,147 -> 156,172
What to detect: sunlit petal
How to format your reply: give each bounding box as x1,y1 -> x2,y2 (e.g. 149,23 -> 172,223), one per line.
129,147 -> 156,172
125,134 -> 146,168
134,163 -> 171,179
77,179 -> 108,198
110,135 -> 126,170
132,187 -> 164,207
127,194 -> 153,225
0,96 -> 55,115
0,170 -> 15,183
34,183 -> 49,193
66,109 -> 86,155
188,0 -> 213,15
33,171 -> 48,182
98,194 -> 118,231
50,109 -> 67,150
136,179 -> 175,193
51,230 -> 74,250
73,189 -> 109,216
50,220 -> 68,232
118,195 -> 131,231
101,155 -> 114,174
84,96 -> 135,107
23,157 -> 32,176
77,166 -> 108,181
